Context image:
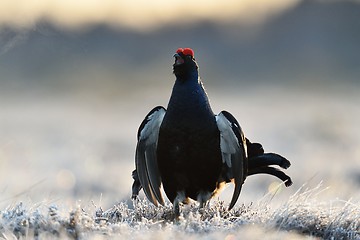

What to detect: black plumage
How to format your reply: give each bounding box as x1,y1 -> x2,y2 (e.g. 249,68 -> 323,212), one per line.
132,48 -> 292,216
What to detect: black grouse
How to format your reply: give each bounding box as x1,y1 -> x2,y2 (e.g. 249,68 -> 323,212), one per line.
132,48 -> 292,216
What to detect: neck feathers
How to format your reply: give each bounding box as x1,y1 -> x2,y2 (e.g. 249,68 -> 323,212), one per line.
173,60 -> 199,81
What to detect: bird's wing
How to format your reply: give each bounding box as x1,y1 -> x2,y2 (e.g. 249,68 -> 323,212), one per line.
135,106 -> 166,206
216,111 -> 247,210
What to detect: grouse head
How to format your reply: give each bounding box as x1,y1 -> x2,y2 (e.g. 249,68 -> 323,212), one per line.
173,48 -> 199,79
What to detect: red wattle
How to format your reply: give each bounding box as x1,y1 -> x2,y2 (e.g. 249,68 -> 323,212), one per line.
176,48 -> 184,54
183,48 -> 194,57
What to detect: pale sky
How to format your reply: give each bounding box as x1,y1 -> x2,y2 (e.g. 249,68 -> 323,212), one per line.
0,0 -> 301,31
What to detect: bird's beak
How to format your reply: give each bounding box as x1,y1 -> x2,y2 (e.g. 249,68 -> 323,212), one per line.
173,53 -> 184,66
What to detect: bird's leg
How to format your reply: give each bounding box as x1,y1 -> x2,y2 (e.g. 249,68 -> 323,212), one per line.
197,191 -> 212,210
174,201 -> 180,218
173,191 -> 186,218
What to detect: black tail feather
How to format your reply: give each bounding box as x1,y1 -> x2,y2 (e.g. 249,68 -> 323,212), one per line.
248,153 -> 291,169
131,170 -> 142,199
246,138 -> 264,158
248,166 -> 293,187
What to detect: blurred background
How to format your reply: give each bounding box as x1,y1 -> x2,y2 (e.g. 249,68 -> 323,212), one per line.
0,0 -> 359,209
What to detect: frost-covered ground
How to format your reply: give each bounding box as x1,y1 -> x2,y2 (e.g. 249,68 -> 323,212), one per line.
0,184 -> 359,239
0,85 -> 359,239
